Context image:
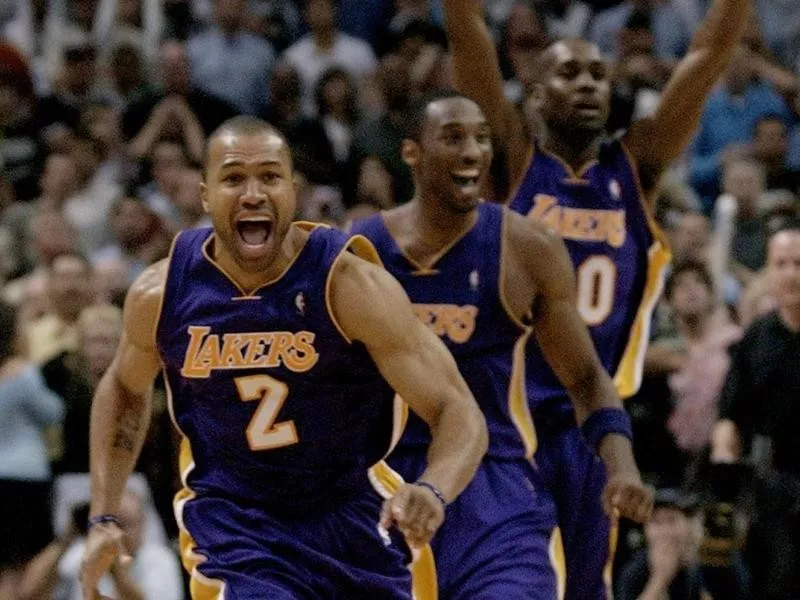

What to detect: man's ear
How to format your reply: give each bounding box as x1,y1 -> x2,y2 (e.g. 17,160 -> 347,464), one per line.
401,139 -> 420,169
200,182 -> 209,213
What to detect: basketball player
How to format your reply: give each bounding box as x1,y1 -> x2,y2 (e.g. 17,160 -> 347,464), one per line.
441,0 -> 750,596
352,90 -> 652,599
79,116 -> 488,599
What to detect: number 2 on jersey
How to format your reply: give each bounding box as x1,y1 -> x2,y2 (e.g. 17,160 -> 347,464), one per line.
235,375 -> 298,451
576,255 -> 617,326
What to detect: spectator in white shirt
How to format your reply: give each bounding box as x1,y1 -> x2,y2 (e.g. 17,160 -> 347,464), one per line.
282,0 -> 377,115
18,488 -> 184,600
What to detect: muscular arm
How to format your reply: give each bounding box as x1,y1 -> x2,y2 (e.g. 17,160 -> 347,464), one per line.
510,217 -> 623,423
442,0 -> 530,192
330,253 -> 488,503
89,261 -> 166,518
623,0 -> 750,196
507,214 -> 642,495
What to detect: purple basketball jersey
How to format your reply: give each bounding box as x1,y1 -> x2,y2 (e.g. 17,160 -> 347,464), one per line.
509,139 -> 671,406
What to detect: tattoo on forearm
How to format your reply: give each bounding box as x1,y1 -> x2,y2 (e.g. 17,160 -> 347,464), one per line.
112,405 -> 143,453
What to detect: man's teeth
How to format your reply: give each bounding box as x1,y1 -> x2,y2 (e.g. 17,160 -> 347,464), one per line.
453,171 -> 480,186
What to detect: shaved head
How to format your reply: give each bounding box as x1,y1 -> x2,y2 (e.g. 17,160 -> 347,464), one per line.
529,37 -> 611,136
201,115 -> 299,277
204,116 -> 292,176
534,38 -> 604,83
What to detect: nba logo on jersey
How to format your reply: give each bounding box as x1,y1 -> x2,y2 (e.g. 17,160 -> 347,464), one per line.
469,270 -> 479,291
608,179 -> 621,200
295,292 -> 306,315
376,523 -> 392,547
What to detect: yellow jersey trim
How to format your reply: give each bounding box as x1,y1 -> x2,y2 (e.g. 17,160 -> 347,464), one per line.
378,210 -> 480,275
537,144 -> 598,184
368,461 -> 438,600
498,208 -> 533,330
603,519 -> 620,599
200,222 -> 321,299
508,329 -> 537,458
549,527 -> 566,600
613,143 -> 672,399
165,373 -> 228,599
151,233 -> 179,350
324,233 -> 385,344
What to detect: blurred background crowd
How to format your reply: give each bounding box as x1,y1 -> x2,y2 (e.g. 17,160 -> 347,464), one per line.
0,0 -> 798,598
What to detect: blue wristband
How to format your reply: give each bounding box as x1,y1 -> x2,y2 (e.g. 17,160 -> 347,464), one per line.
414,481 -> 448,507
581,408 -> 633,452
87,514 -> 122,530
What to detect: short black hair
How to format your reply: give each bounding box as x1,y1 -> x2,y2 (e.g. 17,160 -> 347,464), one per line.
624,9 -> 652,32
665,260 -> 713,301
64,43 -> 96,63
768,217 -> 800,239
314,67 -> 357,120
403,88 -> 469,142
204,116 -> 290,176
111,43 -> 142,65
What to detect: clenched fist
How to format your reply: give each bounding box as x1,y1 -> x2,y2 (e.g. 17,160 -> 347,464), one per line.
603,471 -> 654,523
599,434 -> 654,523
380,483 -> 446,548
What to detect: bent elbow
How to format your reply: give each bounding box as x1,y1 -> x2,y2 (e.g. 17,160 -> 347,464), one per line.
468,405 -> 489,459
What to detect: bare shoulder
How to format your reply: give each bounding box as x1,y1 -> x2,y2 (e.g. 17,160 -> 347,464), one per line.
123,259 -> 169,349
329,249 -> 410,343
503,208 -> 577,299
504,208 -> 566,262
127,259 -> 168,312
330,250 -> 400,302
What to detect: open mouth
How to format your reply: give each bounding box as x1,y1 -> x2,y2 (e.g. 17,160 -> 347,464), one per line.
235,217 -> 273,247
452,170 -> 481,188
574,101 -> 601,112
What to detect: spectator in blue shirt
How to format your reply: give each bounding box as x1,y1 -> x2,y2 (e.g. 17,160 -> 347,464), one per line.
689,45 -> 793,210
187,0 -> 276,114
0,299 -> 64,594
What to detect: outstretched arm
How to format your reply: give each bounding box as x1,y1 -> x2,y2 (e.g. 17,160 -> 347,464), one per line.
623,0 -> 751,197
508,214 -> 652,522
442,0 -> 530,191
81,261 -> 166,594
330,253 -> 487,544
89,261 -> 165,517
331,253 -> 487,500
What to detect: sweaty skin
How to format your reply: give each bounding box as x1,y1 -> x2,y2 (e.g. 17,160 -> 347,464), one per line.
79,124 -> 487,597
435,0 -> 751,523
382,94 -> 651,523
384,205 -> 651,523
442,0 -> 751,203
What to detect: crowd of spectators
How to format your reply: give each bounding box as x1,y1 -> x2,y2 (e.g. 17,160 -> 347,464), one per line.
1,0 -> 799,598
